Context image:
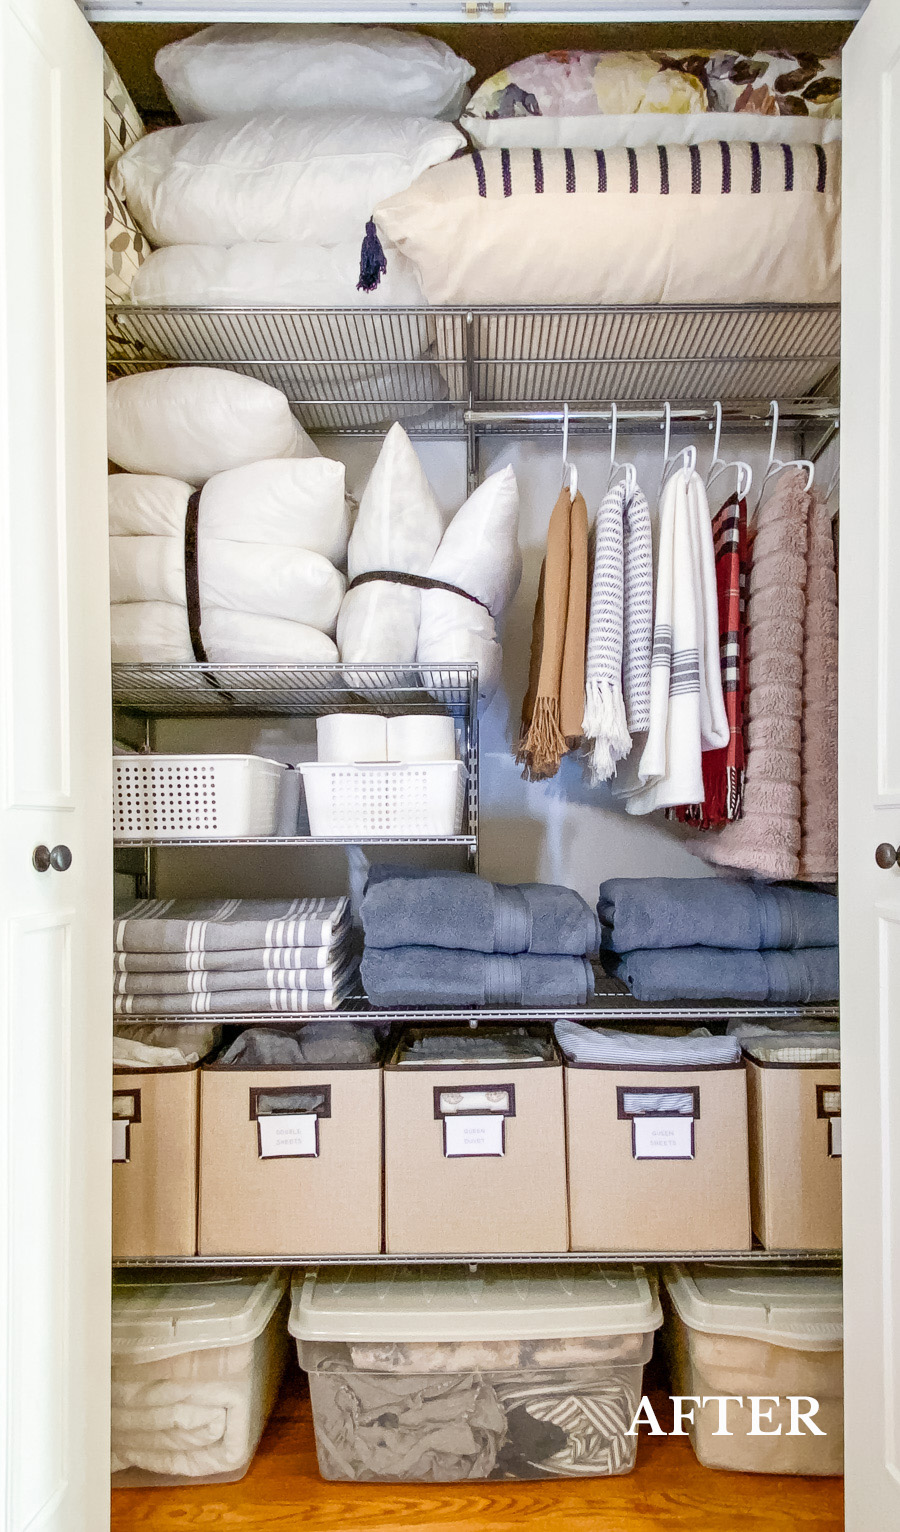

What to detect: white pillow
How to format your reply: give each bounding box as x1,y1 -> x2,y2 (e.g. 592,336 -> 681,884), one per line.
339,423 -> 446,667
110,601 -> 339,666
107,368 -> 317,486
347,422 -> 445,582
156,25 -> 474,124
375,142 -> 841,306
109,461 -> 350,567
463,113 -> 843,151
424,465 -> 521,616
110,113 -> 464,248
109,536 -> 345,635
130,240 -> 426,308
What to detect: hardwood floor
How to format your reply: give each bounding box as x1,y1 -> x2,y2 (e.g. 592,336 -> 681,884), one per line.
111,1361 -> 844,1532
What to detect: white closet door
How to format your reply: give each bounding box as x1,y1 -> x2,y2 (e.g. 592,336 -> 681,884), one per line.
842,1 -> 900,1525
0,3 -> 111,1531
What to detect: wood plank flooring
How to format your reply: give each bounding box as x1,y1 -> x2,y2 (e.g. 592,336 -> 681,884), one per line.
111,1364 -> 844,1532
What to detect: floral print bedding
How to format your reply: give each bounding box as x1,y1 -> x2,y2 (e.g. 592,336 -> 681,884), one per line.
466,50 -> 841,123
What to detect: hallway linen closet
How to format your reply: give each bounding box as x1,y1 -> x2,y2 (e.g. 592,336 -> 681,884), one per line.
3,0 -> 895,1527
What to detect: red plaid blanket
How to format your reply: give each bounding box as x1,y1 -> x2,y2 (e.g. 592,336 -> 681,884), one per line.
674,492 -> 748,829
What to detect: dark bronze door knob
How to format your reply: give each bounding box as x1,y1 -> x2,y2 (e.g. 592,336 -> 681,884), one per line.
876,842 -> 898,870
33,844 -> 72,873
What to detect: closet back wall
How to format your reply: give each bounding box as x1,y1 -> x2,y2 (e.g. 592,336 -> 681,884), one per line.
153,431 -> 833,904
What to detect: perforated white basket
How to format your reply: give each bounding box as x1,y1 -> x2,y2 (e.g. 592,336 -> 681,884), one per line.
299,761 -> 467,838
113,755 -> 286,839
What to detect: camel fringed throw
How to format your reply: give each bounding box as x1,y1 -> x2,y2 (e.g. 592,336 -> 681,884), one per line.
517,486 -> 588,779
674,492 -> 748,828
583,480 -> 653,783
704,469 -> 837,883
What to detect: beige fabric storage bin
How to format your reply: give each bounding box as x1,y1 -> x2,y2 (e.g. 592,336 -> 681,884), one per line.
663,1265 -> 843,1475
199,1061 -> 382,1256
383,1029 -> 567,1254
744,1047 -> 842,1251
565,1061 -> 751,1252
113,1065 -> 199,1260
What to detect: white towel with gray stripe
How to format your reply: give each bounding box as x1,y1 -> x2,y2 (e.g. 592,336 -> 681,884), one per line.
614,469 -> 728,813
582,480 -> 653,783
554,1019 -> 741,1067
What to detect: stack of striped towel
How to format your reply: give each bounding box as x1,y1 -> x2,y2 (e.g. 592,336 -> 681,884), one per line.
112,897 -> 357,1016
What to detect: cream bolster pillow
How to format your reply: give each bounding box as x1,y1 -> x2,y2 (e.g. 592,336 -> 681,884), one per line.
462,113 -> 843,151
109,536 -> 345,635
110,601 -> 339,666
374,141 -> 841,307
107,368 -> 317,486
108,463 -> 350,567
156,24 -> 475,124
110,112 -> 465,249
130,240 -> 426,308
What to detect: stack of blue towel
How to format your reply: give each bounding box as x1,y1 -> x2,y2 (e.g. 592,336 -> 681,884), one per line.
599,879 -> 839,1005
360,867 -> 601,1009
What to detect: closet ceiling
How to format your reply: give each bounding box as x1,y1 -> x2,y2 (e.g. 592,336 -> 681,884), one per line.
96,18 -> 853,114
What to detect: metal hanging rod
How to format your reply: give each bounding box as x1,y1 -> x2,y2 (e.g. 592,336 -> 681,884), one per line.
465,402 -> 840,428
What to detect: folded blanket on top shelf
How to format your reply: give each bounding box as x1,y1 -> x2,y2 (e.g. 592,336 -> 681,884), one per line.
362,868 -> 600,957
554,1019 -> 741,1067
606,946 -> 839,1005
597,878 -> 838,954
113,897 -> 350,953
361,947 -> 595,1008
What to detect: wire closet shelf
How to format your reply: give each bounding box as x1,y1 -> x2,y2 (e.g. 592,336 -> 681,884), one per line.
112,1249 -> 842,1270
106,301 -> 841,439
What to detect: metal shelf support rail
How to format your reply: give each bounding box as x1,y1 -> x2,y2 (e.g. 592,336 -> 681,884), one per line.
113,1250 -> 841,1270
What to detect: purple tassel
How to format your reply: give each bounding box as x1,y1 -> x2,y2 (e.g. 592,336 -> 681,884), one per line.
357,220 -> 387,293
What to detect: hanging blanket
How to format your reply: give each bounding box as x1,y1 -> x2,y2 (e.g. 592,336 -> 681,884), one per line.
674,491 -> 748,826
582,480 -> 653,783
614,471 -> 728,814
517,486 -> 588,779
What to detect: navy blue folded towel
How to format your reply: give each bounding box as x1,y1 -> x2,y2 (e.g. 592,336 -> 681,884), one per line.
606,946 -> 839,1005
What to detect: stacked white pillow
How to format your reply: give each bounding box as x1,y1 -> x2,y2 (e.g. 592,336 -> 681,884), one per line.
337,424 -> 521,701
112,25 -> 472,308
107,369 -> 351,666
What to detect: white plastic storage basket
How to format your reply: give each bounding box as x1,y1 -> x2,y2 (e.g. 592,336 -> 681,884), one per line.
113,754 -> 285,839
299,760 -> 467,837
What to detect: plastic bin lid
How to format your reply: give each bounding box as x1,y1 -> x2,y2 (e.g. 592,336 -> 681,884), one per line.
289,1264 -> 662,1344
112,1268 -> 287,1362
663,1265 -> 843,1351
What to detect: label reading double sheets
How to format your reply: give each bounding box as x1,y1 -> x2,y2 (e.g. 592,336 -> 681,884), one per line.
112,1118 -> 129,1163
444,1114 -> 505,1158
632,1116 -> 694,1160
258,1114 -> 318,1158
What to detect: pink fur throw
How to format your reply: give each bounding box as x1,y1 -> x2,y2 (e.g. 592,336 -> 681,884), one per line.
705,469 -> 837,883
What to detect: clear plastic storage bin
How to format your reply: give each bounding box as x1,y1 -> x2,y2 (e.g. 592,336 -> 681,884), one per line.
111,1268 -> 289,1486
289,1263 -> 662,1482
113,753 -> 286,839
663,1264 -> 843,1476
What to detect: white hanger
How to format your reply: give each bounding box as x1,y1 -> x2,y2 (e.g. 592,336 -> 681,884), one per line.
706,400 -> 753,502
607,403 -> 637,501
561,403 -> 578,501
754,400 -> 815,514
658,403 -> 697,497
